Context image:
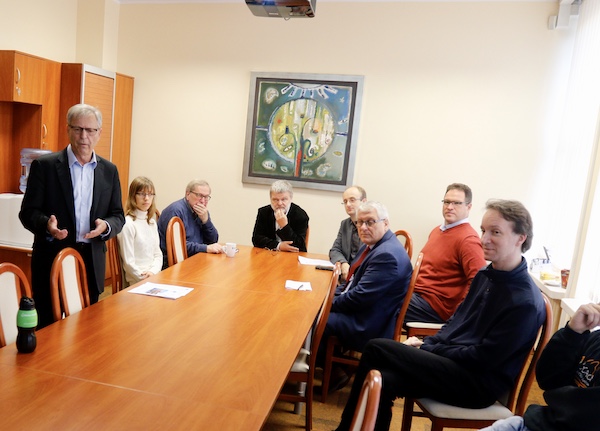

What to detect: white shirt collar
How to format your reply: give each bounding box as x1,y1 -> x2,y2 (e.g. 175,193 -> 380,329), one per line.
440,217 -> 469,232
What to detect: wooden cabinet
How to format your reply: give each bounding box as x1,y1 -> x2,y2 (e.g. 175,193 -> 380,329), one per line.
0,53 -> 133,197
113,73 -> 134,203
59,65 -> 133,203
0,51 -> 44,105
42,60 -> 61,152
59,64 -> 115,161
0,52 -> 62,193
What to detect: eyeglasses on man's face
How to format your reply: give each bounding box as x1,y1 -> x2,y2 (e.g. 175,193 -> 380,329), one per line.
189,191 -> 211,201
69,125 -> 100,136
441,200 -> 467,207
354,218 -> 385,228
341,197 -> 361,205
136,192 -> 155,198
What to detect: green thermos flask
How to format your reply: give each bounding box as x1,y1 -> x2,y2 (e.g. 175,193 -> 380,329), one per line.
16,297 -> 38,353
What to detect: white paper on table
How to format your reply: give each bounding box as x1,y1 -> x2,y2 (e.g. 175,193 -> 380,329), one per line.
298,256 -> 335,268
285,280 -> 312,291
128,282 -> 193,299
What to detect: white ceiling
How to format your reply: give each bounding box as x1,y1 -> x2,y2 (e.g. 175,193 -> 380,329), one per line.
117,0 -> 556,4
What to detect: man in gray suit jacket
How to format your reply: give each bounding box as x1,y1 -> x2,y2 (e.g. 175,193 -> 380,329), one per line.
329,185 -> 367,282
20,104 -> 125,328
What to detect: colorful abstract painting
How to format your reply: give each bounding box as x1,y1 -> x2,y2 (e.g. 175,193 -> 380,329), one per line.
243,72 -> 364,192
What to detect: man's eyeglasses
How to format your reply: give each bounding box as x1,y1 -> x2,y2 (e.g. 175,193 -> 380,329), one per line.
341,197 -> 360,205
354,219 -> 385,228
189,191 -> 211,201
442,200 -> 467,207
69,125 -> 100,136
136,192 -> 155,198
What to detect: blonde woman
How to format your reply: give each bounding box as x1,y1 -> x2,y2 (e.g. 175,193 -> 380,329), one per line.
117,176 -> 162,285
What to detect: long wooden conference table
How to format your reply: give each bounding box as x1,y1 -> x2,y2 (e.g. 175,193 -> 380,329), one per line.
0,245 -> 333,430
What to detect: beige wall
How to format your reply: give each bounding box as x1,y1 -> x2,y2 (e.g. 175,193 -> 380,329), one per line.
0,0 -> 78,62
1,1 -> 577,258
117,1 -> 576,256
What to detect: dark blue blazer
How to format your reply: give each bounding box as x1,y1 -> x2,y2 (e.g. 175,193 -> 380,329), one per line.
327,229 -> 412,351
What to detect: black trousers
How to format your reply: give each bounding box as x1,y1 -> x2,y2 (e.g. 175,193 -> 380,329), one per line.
335,338 -> 496,431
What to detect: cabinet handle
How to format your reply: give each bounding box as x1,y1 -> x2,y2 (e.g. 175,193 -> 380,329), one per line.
16,67 -> 21,84
42,124 -> 48,139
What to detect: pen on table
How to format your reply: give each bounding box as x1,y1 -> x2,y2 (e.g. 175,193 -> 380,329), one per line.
296,284 -> 304,290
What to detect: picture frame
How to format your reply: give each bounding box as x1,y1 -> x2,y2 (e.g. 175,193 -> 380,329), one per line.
242,72 -> 364,192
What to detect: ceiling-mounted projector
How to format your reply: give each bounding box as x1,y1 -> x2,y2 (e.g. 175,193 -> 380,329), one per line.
245,0 -> 317,19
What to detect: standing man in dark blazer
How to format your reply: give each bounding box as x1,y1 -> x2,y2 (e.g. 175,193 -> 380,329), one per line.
20,104 -> 125,328
252,180 -> 309,252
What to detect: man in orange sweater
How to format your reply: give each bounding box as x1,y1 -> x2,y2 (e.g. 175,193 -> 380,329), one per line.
404,183 -> 486,324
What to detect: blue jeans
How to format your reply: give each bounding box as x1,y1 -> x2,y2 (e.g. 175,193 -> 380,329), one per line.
480,416 -> 530,431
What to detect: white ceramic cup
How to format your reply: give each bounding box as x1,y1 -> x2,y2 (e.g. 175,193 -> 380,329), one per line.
223,242 -> 238,258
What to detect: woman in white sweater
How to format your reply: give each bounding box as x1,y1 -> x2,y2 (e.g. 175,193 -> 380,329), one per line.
117,176 -> 163,285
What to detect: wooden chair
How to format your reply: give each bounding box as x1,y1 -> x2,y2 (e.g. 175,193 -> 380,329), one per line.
277,264 -> 340,431
50,247 -> 90,322
305,225 -> 310,250
393,252 -> 423,341
400,293 -> 553,431
321,253 -> 424,402
405,321 -> 444,338
0,263 -> 33,347
106,237 -> 124,294
394,230 -> 413,260
166,216 -> 188,267
349,369 -> 383,431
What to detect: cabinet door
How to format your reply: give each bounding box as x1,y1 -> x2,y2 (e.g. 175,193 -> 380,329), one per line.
58,64 -> 115,159
113,74 -> 134,203
41,60 -> 61,151
0,51 -> 44,104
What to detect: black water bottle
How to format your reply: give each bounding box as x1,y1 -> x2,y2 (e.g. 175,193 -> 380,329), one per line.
16,297 -> 38,353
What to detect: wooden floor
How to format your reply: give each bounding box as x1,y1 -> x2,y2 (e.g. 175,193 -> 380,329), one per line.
263,370 -> 545,431
100,288 -> 544,431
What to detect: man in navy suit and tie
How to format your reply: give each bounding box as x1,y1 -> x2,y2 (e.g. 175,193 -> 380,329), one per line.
20,104 -> 125,328
321,201 -> 412,391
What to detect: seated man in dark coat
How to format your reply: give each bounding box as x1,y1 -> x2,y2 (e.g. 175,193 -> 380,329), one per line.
252,180 -> 309,252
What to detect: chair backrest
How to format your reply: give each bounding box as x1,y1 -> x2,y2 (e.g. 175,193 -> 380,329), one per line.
50,247 -> 90,322
106,237 -> 124,294
0,263 -> 32,347
394,229 -> 413,260
510,293 -> 553,415
166,216 -> 188,267
393,252 -> 424,341
309,264 -> 341,370
305,225 -> 310,250
350,369 -> 383,431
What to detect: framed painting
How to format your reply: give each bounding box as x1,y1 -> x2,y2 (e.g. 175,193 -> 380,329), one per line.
242,72 -> 364,192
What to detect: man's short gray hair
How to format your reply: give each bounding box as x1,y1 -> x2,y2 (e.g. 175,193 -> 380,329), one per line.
67,104 -> 103,128
357,201 -> 389,221
270,180 -> 293,197
186,179 -> 211,193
